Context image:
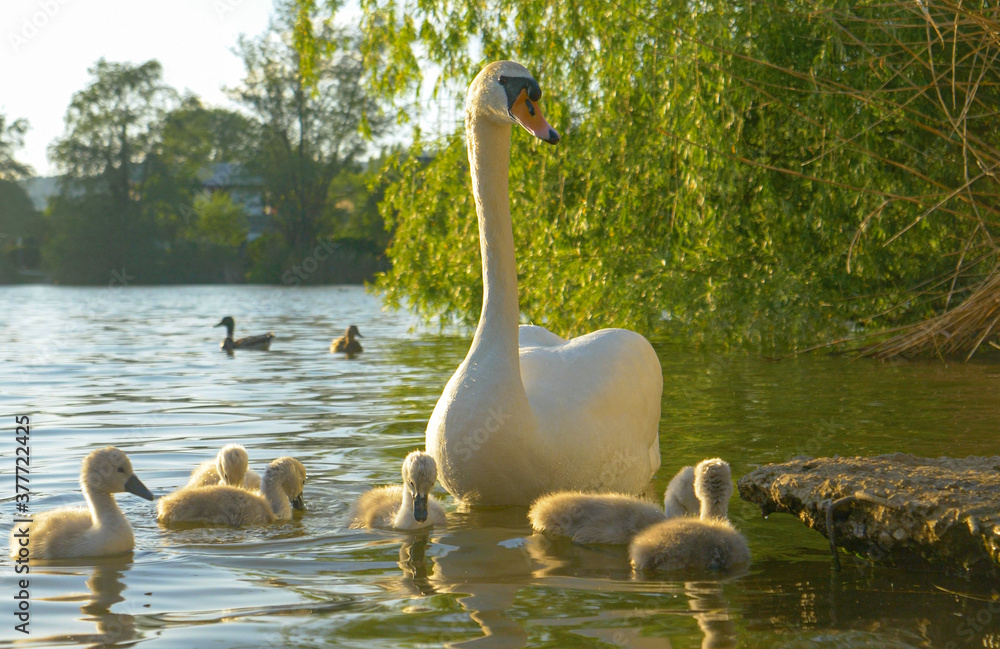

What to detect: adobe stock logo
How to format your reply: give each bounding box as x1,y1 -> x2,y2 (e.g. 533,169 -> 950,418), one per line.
8,0 -> 73,53
455,407 -> 511,462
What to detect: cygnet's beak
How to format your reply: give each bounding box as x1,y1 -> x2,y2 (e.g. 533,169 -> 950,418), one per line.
291,493 -> 305,511
124,474 -> 155,501
412,493 -> 429,523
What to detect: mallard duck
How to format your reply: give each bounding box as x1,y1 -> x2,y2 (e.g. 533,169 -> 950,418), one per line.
349,450 -> 447,530
157,457 -> 306,526
330,325 -> 363,354
187,444 -> 262,491
215,316 -> 275,351
8,447 -> 154,560
630,459 -> 750,573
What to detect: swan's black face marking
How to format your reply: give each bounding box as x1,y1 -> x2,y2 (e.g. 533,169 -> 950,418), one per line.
499,75 -> 542,112
500,73 -> 560,145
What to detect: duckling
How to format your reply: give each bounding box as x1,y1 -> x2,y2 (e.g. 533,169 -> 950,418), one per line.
215,316 -> 275,352
157,457 -> 306,526
630,458 -> 750,573
186,444 -> 262,491
349,450 -> 447,530
663,465 -> 700,518
8,447 -> 154,560
528,491 -> 667,545
330,325 -> 363,354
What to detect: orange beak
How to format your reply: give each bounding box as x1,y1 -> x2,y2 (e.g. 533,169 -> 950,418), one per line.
509,89 -> 560,144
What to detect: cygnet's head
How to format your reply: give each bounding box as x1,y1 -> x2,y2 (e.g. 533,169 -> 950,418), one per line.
266,457 -> 307,510
466,60 -> 560,144
215,444 -> 249,486
401,450 -> 438,523
694,458 -> 733,519
81,446 -> 155,501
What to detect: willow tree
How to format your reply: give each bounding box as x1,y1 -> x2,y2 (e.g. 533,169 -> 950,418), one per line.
301,0 -> 1000,354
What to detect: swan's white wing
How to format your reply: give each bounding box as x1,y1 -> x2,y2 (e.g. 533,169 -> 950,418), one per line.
518,324 -> 567,348
519,327 -> 663,491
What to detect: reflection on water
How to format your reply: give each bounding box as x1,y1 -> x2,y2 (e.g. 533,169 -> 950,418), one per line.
80,561 -> 135,646
2,285 -> 999,648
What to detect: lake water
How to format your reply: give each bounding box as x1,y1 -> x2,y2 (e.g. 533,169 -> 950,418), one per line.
1,284 -> 998,648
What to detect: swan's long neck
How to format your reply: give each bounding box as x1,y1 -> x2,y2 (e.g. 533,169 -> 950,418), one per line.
466,114 -> 520,362
83,486 -> 124,528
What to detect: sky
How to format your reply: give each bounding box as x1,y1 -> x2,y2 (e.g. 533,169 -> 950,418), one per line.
1,0 -> 280,177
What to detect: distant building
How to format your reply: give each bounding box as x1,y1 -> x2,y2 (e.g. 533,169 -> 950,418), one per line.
198,163 -> 270,242
19,164 -> 272,242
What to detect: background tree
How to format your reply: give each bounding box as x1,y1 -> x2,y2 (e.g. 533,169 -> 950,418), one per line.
46,58 -> 178,283
230,0 -> 389,263
0,113 -> 32,181
146,96 -> 259,248
0,114 -> 40,282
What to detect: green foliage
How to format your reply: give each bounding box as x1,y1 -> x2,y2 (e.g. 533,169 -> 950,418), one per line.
322,0 -> 1000,350
0,180 -> 41,282
192,192 -> 248,247
0,114 -> 31,180
229,1 -> 390,252
45,58 -> 178,283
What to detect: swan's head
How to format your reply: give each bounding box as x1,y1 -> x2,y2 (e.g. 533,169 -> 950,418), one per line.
266,457 -> 307,510
346,325 -> 362,339
694,458 -> 733,519
215,444 -> 249,486
401,450 -> 438,522
466,60 -> 560,144
81,446 -> 155,501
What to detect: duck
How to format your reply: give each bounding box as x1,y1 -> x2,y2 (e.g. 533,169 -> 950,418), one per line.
663,465 -> 700,518
424,60 -> 663,506
186,444 -> 262,492
8,447 -> 154,560
629,458 -> 750,573
330,325 -> 363,355
157,457 -> 306,526
215,316 -> 275,352
528,491 -> 667,545
349,450 -> 447,531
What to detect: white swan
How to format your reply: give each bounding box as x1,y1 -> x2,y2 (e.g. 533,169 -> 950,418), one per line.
7,447 -> 154,560
349,451 -> 447,531
425,60 -> 663,506
663,465 -> 700,518
630,459 -> 750,573
186,444 -> 262,491
528,491 -> 667,545
157,457 -> 306,526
